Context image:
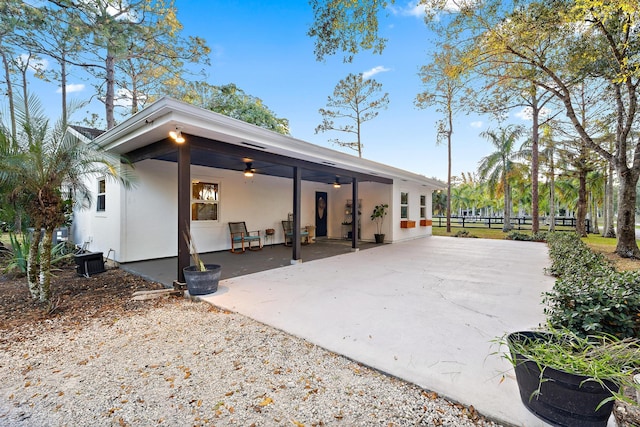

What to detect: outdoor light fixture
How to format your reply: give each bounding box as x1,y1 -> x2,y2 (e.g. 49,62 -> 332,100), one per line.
169,127 -> 185,143
333,177 -> 341,188
244,162 -> 255,177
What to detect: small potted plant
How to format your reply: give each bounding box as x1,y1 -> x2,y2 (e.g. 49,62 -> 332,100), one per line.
499,328 -> 640,427
370,203 -> 388,244
182,229 -> 221,296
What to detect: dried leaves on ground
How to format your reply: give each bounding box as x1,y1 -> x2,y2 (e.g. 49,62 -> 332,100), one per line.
0,264 -> 165,335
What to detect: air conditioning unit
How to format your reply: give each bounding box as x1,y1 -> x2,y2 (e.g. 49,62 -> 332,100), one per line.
74,252 -> 106,277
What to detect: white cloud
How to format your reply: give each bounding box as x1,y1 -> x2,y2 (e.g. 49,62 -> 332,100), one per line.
57,83 -> 85,94
17,54 -> 48,72
362,66 -> 391,79
113,88 -> 147,107
389,1 -> 427,18
390,0 -> 475,21
470,121 -> 483,128
514,106 -> 551,121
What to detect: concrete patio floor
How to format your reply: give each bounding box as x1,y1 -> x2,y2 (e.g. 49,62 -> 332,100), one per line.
198,236 -> 558,426
121,239 -> 381,287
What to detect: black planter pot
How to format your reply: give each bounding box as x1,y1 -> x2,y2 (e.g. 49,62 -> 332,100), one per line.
183,264 -> 222,296
508,331 -> 618,427
374,234 -> 385,244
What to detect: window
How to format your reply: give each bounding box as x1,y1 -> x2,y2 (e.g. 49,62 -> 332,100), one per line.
97,178 -> 106,212
192,181 -> 219,221
420,195 -> 426,219
400,192 -> 409,219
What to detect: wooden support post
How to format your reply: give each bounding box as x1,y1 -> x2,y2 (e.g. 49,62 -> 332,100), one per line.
292,166 -> 302,262
177,141 -> 190,283
351,177 -> 359,250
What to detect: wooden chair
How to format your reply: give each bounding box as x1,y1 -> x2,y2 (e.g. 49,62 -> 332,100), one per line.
281,220 -> 310,247
228,222 -> 262,253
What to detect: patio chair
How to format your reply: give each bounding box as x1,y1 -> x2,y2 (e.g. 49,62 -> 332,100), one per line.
281,220 -> 310,247
228,222 -> 262,253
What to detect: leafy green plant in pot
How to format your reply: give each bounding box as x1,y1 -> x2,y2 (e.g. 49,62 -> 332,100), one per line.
370,203 -> 388,244
499,328 -> 640,427
182,229 -> 221,296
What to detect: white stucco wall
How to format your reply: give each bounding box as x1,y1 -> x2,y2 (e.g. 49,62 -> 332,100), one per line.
117,159 -> 360,262
325,182 -> 395,242
391,180 -> 434,242
72,173 -> 122,261
73,160 -> 436,262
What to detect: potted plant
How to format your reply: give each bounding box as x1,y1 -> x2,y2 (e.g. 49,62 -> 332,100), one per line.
499,328 -> 640,427
370,203 -> 388,243
182,229 -> 221,296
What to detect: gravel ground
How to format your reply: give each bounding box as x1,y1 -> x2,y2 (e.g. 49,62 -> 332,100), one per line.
0,299 -> 501,426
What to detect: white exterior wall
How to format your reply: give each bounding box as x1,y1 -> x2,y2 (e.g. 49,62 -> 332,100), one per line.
391,180 -> 434,242
321,182 -> 393,242
75,159 -> 355,262
72,173 -> 123,260
73,160 -> 435,262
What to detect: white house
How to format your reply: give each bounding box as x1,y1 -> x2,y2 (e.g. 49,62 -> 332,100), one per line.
72,97 -> 444,280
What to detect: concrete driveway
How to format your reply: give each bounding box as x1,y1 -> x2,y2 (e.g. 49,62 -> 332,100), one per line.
201,236 -> 556,426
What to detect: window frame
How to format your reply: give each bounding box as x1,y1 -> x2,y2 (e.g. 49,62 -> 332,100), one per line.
400,192 -> 409,219
191,180 -> 220,222
420,194 -> 426,219
96,178 -> 106,212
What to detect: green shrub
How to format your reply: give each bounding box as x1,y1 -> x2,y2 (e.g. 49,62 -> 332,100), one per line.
544,232 -> 640,339
505,231 -> 531,241
454,230 -> 477,238
543,271 -> 640,339
505,231 -> 547,241
2,234 -> 73,274
3,232 -> 29,274
545,232 -> 613,277
531,232 -> 548,242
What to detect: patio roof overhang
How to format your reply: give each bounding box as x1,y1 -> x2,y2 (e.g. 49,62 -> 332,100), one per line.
92,97 -> 444,189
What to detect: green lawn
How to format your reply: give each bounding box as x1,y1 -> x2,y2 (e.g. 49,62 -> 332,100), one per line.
432,227 -> 508,239
433,226 -> 640,271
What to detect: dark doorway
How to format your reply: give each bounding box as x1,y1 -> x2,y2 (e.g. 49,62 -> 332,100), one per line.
315,191 -> 328,237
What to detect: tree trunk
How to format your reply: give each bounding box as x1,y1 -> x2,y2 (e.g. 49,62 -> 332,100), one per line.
19,59 -> 30,141
60,54 -> 67,125
446,129 -> 452,233
604,161 -> 616,238
39,228 -> 54,303
503,182 -> 512,232
615,168 -> 640,257
105,50 -> 116,129
356,113 -> 362,158
1,50 -> 16,140
549,156 -> 556,233
602,172 -> 609,236
591,193 -> 600,235
26,223 -> 42,300
576,169 -> 587,236
531,98 -> 540,234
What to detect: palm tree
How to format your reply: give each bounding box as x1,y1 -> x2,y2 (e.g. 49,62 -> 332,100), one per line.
432,190 -> 447,216
450,185 -> 471,216
0,95 -> 133,303
477,125 -> 525,232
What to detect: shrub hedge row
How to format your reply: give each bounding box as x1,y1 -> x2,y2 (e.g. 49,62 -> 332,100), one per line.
543,232 -> 640,339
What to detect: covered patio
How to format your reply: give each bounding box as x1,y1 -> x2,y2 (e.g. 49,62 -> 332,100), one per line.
121,239 -> 382,287
75,97 -> 442,287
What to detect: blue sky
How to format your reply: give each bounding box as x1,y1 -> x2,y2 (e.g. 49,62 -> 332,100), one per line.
27,1 -> 533,182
